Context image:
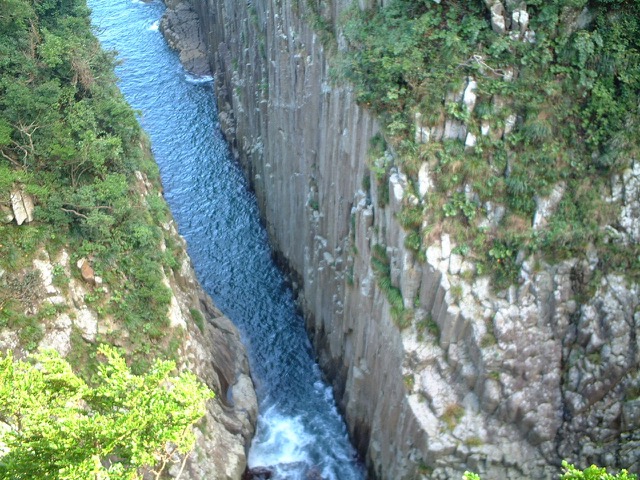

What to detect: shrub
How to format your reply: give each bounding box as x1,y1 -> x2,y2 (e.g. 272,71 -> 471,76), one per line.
0,346 -> 213,479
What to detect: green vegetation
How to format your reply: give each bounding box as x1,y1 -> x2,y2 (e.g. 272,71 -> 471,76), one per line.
403,373 -> 415,390
0,345 -> 213,479
371,243 -> 411,328
0,0 -> 185,370
367,133 -> 392,207
560,461 -> 637,480
190,307 -> 206,333
442,403 -> 465,430
416,314 -> 439,342
464,461 -> 637,479
339,0 -> 640,288
463,473 -> 482,480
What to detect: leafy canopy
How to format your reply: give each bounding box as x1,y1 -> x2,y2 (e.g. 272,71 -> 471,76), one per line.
463,462 -> 638,480
0,346 -> 214,479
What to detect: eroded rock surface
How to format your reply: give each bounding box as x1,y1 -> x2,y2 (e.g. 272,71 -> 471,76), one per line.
160,0 -> 211,76
5,188 -> 35,225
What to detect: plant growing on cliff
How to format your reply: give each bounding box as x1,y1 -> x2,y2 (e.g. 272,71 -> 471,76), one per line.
338,0 -> 640,288
371,243 -> 411,327
560,461 -> 637,480
0,345 -> 213,479
465,462 -> 637,479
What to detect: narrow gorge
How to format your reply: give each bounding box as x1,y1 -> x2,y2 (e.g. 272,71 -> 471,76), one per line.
162,0 -> 640,478
1,0 -> 638,478
91,1 -> 363,479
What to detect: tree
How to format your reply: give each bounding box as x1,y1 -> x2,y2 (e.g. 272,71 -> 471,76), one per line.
0,346 -> 214,479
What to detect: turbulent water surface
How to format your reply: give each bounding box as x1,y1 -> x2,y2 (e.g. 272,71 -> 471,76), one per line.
88,1 -> 364,479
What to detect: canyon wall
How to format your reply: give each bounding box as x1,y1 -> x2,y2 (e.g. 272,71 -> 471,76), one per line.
163,0 -> 640,478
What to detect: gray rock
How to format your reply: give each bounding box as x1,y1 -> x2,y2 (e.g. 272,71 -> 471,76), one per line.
10,188 -> 34,225
511,9 -> 529,34
462,78 -> 478,113
620,162 -> 640,243
532,182 -> 565,230
490,2 -> 507,34
160,1 -> 211,76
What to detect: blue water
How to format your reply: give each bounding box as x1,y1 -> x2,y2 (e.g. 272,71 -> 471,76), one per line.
88,1 -> 364,479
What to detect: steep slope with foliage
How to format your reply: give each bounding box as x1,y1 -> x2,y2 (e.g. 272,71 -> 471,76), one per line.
0,0 -> 179,366
0,0 -> 257,477
339,0 -> 640,289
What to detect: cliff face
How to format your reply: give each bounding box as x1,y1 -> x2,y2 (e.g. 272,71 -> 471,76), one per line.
165,0 -> 639,478
0,173 -> 257,479
157,229 -> 258,480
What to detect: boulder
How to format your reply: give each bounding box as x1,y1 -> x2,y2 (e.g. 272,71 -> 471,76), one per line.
159,1 -> 211,76
490,2 -> 507,34
242,466 -> 274,480
0,204 -> 14,223
76,258 -> 96,285
10,188 -> 34,225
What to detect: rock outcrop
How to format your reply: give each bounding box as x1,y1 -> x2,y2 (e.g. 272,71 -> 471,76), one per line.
2,187 -> 35,225
162,0 -> 639,478
160,0 -> 211,76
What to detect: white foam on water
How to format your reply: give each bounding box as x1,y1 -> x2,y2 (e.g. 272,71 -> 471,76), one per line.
148,20 -> 159,31
248,406 -> 314,475
184,72 -> 214,84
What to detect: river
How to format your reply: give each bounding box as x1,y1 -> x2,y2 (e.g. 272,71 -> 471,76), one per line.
88,1 -> 364,479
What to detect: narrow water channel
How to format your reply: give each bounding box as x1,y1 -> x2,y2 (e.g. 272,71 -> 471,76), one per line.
88,1 -> 364,479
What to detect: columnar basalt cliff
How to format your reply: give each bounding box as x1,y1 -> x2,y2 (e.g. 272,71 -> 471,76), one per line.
163,0 -> 639,478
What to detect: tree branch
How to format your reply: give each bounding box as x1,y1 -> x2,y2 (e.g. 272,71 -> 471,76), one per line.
174,451 -> 190,480
0,149 -> 22,169
61,204 -> 114,219
60,208 -> 89,220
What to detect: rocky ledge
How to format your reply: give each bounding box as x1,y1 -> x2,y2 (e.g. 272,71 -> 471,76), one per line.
160,0 -> 211,77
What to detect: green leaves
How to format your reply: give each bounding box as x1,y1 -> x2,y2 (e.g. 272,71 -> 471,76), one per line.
40,28 -> 67,68
0,347 -> 214,480
442,192 -> 478,221
464,463 -> 637,480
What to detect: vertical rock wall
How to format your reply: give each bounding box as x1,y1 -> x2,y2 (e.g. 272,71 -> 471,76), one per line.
167,0 -> 640,478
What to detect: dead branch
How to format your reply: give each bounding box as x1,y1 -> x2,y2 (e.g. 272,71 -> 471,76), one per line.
28,19 -> 41,60
0,148 -> 22,169
460,54 -> 508,77
61,208 -> 89,220
174,452 -> 190,480
61,204 -> 114,220
12,121 -> 40,167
